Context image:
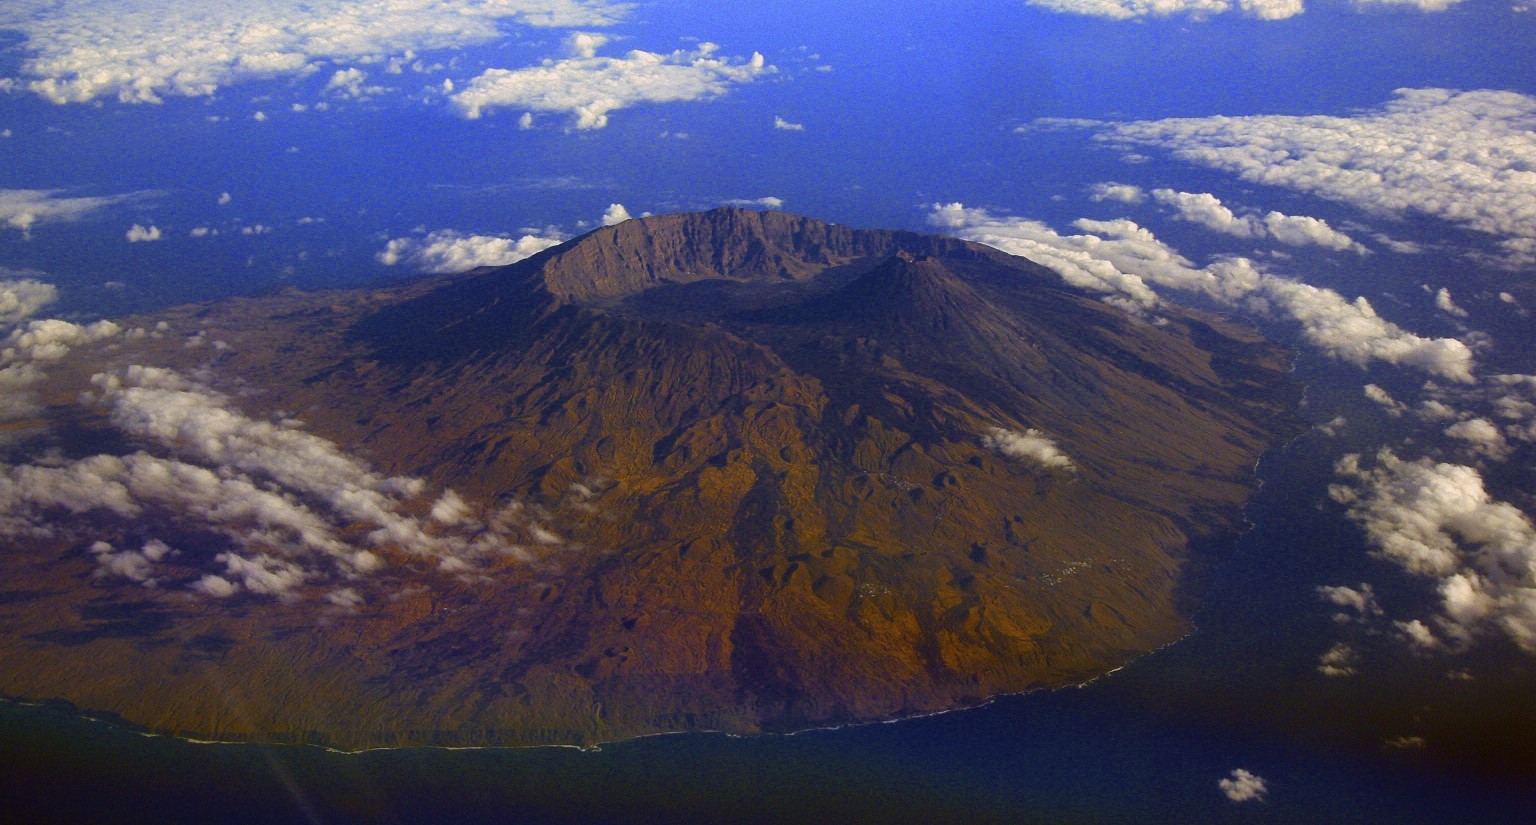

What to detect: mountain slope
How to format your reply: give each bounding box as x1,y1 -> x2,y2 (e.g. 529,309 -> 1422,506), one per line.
0,208 -> 1298,748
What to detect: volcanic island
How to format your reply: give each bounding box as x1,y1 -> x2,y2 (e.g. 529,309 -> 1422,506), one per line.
0,208 -> 1297,749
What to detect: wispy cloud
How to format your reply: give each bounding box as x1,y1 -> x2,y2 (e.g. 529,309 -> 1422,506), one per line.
0,189 -> 150,238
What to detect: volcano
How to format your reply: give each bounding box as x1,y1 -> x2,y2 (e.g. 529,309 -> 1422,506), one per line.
0,208 -> 1297,748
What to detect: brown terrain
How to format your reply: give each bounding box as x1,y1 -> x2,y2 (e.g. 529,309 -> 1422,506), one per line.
0,208 -> 1298,749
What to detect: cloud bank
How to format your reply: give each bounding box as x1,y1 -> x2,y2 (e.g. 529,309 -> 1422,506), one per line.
0,0 -> 630,104
1103,89 -> 1536,266
929,203 -> 1475,382
452,38 -> 772,128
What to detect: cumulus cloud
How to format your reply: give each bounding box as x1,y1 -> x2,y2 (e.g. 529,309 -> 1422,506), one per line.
90,539 -> 177,586
773,116 -> 804,131
1262,211 -> 1365,253
1443,417 -> 1510,459
324,67 -> 373,99
1317,583 -> 1384,623
601,203 -> 632,225
1218,769 -> 1268,803
0,0 -> 629,104
1088,182 -> 1146,204
125,224 -> 162,243
930,203 -> 1475,382
0,363 -> 577,601
1152,189 -> 1259,237
982,427 -> 1075,470
1331,450 -> 1536,653
1241,0 -> 1306,17
1103,89 -> 1536,267
1317,642 -> 1360,677
1151,189 -> 1365,252
1,189 -> 147,238
451,38 -> 773,128
377,229 -> 565,274
0,279 -> 58,325
1433,287 -> 1469,319
5,318 -> 122,363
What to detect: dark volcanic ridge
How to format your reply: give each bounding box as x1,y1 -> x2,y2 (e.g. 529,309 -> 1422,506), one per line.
0,207 -> 1300,749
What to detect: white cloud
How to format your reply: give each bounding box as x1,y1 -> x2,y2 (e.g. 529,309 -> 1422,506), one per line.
1103,89 -> 1536,266
1331,450 -> 1536,653
930,204 -> 1164,312
217,192 -> 232,206
1317,583 -> 1383,623
1363,384 -> 1408,417
929,203 -> 1475,382
125,224 -> 162,243
0,0 -> 630,105
773,115 -> 804,131
90,539 -> 176,586
1262,212 -> 1364,253
1240,0 -> 1305,17
325,67 -> 367,98
1433,287 -> 1469,319
1355,0 -> 1466,10
1152,189 -> 1260,237
1151,189 -> 1364,252
723,197 -> 785,210
1219,769 -> 1268,803
1088,182 -> 1146,205
1023,0 -> 1464,18
982,427 -> 1075,470
1024,0 -> 1235,20
1,362 -> 582,600
5,318 -> 121,363
1,189 -> 145,238
0,279 -> 58,325
1444,417 -> 1510,459
1317,642 -> 1359,677
376,229 -> 565,273
601,203 -> 632,225
452,39 -> 773,128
